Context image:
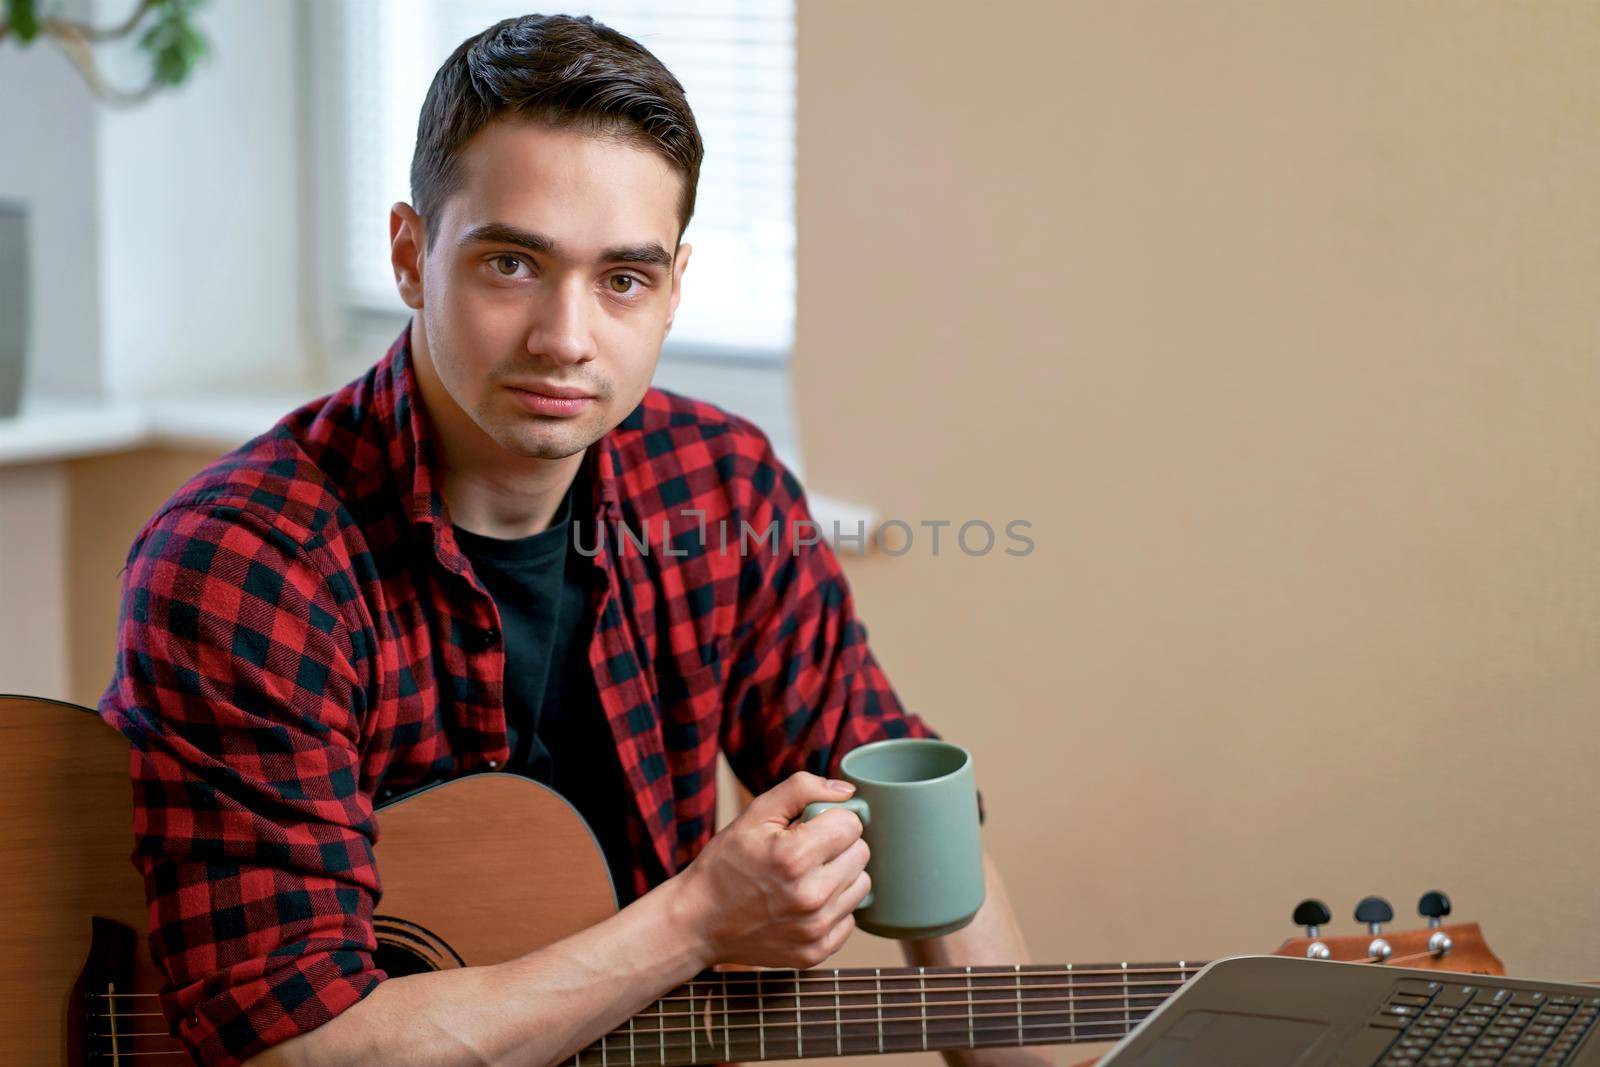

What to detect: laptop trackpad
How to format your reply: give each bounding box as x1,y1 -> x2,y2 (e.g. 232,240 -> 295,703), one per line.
1133,1009 -> 1330,1066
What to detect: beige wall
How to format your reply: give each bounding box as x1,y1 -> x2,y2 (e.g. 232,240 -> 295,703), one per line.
797,1 -> 1600,1063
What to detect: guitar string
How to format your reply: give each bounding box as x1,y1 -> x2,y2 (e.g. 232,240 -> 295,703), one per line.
89,964 -> 1205,1000
90,985 -> 1192,1037
82,964 -> 1454,1063
89,1013 -> 1169,1057
85,951 -> 1430,1011
84,948 -> 1451,1054
619,983 -> 1191,1022
573,947 -> 1439,1028
85,943 -> 1455,1002
85,946 -> 1444,1024
90,980 -> 1196,1043
560,956 -> 1450,1065
89,973 -> 1202,1021
87,979 -> 1190,1036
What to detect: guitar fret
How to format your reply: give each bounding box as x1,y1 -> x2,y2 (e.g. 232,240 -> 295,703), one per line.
757,969 -> 765,1061
107,981 -> 122,1065
688,979 -> 696,1064
965,965 -> 974,1048
657,993 -> 665,1067
1121,961 -> 1130,1035
920,967 -> 928,1051
838,972 -> 851,1055
628,1013 -> 636,1067
875,967 -> 884,1054
1014,964 -> 1023,1045
795,969 -> 803,1058
1068,963 -> 1076,1042
723,977 -> 731,1062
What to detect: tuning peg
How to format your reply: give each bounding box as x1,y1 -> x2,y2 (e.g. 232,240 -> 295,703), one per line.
1293,899 -> 1333,960
1419,890 -> 1454,958
1293,899 -> 1332,936
1355,896 -> 1393,962
1355,895 -> 1394,930
1418,890 -> 1452,929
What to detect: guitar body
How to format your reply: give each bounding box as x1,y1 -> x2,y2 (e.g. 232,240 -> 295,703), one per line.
0,695 -> 1507,1065
0,695 -> 623,1064
0,696 -> 152,1064
369,772 -> 620,974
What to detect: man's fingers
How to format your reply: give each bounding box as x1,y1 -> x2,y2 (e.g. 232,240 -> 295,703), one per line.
748,770 -> 854,825
838,868 -> 873,914
817,842 -> 871,913
786,806 -> 866,870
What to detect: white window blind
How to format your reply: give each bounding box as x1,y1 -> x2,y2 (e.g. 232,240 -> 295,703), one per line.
336,0 -> 795,359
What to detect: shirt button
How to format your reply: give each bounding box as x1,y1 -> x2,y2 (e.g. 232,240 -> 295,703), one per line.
487,759 -> 500,769
472,626 -> 500,651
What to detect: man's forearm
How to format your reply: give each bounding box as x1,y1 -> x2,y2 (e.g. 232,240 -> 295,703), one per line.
899,850 -> 1053,1067
901,849 -> 1030,970
246,877 -> 709,1067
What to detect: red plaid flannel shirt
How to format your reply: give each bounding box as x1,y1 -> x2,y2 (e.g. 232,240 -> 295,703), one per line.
97,321 -> 940,1065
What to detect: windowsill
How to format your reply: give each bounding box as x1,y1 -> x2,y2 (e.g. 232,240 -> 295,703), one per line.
0,380 -> 882,551
0,389 -> 329,466
0,396 -> 151,465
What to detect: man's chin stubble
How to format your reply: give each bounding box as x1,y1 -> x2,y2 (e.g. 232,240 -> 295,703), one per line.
491,419 -> 601,461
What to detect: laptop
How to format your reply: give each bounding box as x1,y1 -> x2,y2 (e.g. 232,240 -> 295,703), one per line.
1097,955 -> 1600,1066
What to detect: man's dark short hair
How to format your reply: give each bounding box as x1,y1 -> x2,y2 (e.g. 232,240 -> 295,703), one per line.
410,13 -> 705,252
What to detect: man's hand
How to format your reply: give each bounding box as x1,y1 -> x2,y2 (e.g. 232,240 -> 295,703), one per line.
666,771 -> 872,969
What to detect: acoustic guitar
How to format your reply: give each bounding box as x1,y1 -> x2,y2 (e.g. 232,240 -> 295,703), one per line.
0,695 -> 1504,1065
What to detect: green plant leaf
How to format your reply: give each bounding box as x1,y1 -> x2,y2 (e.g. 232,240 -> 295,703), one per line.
5,0 -> 41,43
139,0 -> 209,87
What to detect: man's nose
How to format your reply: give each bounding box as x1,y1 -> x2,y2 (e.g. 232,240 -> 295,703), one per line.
526,276 -> 597,366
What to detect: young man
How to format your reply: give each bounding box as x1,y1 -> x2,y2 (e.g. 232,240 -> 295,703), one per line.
99,14 -> 1039,1067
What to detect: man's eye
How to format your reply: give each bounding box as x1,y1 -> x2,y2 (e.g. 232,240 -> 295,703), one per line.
608,274 -> 642,295
492,255 -> 526,277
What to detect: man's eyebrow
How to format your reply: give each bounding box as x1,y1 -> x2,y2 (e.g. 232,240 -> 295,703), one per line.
457,222 -> 673,269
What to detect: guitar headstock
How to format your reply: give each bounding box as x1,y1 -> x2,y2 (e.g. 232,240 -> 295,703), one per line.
1273,891 -> 1505,975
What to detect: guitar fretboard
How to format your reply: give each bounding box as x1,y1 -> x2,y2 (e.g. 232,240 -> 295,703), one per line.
561,962 -> 1203,1066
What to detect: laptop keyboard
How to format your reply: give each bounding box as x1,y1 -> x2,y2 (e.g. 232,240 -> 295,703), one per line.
1370,977 -> 1600,1066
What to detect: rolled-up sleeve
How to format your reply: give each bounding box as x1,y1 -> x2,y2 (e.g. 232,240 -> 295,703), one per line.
98,502 -> 383,1066
717,425 -> 945,790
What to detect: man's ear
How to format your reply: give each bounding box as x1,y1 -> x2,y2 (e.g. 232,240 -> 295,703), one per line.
663,241 -> 692,339
391,202 -> 427,310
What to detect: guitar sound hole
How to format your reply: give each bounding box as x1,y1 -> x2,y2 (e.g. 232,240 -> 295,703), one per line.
372,915 -> 466,976
373,940 -> 439,978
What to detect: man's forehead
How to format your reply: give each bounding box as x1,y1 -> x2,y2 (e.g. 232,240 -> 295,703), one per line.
444,119 -> 682,253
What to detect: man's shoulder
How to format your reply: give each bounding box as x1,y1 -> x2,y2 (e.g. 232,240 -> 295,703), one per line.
615,385 -> 774,450
609,385 -> 794,505
127,382 -> 380,569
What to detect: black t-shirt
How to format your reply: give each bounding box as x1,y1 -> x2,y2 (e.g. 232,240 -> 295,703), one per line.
452,464 -> 637,904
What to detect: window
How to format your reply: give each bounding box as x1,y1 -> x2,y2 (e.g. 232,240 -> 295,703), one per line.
314,0 -> 795,367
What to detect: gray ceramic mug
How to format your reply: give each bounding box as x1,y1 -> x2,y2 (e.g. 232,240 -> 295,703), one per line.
801,737 -> 984,939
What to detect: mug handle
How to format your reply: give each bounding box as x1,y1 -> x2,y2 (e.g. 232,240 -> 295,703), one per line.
800,798 -> 874,909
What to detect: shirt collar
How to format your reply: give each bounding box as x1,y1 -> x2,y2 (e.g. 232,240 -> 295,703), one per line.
374,319 -> 624,571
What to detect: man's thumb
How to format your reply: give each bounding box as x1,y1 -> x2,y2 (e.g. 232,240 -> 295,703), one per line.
752,770 -> 855,823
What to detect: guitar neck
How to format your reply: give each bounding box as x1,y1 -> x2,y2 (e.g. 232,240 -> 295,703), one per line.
563,962 -> 1206,1066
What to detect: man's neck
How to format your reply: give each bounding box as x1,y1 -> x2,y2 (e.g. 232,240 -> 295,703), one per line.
409,320 -> 586,540
442,455 -> 583,540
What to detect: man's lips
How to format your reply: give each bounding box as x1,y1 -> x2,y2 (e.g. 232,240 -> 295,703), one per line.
505,381 -> 595,400
507,384 -> 595,418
